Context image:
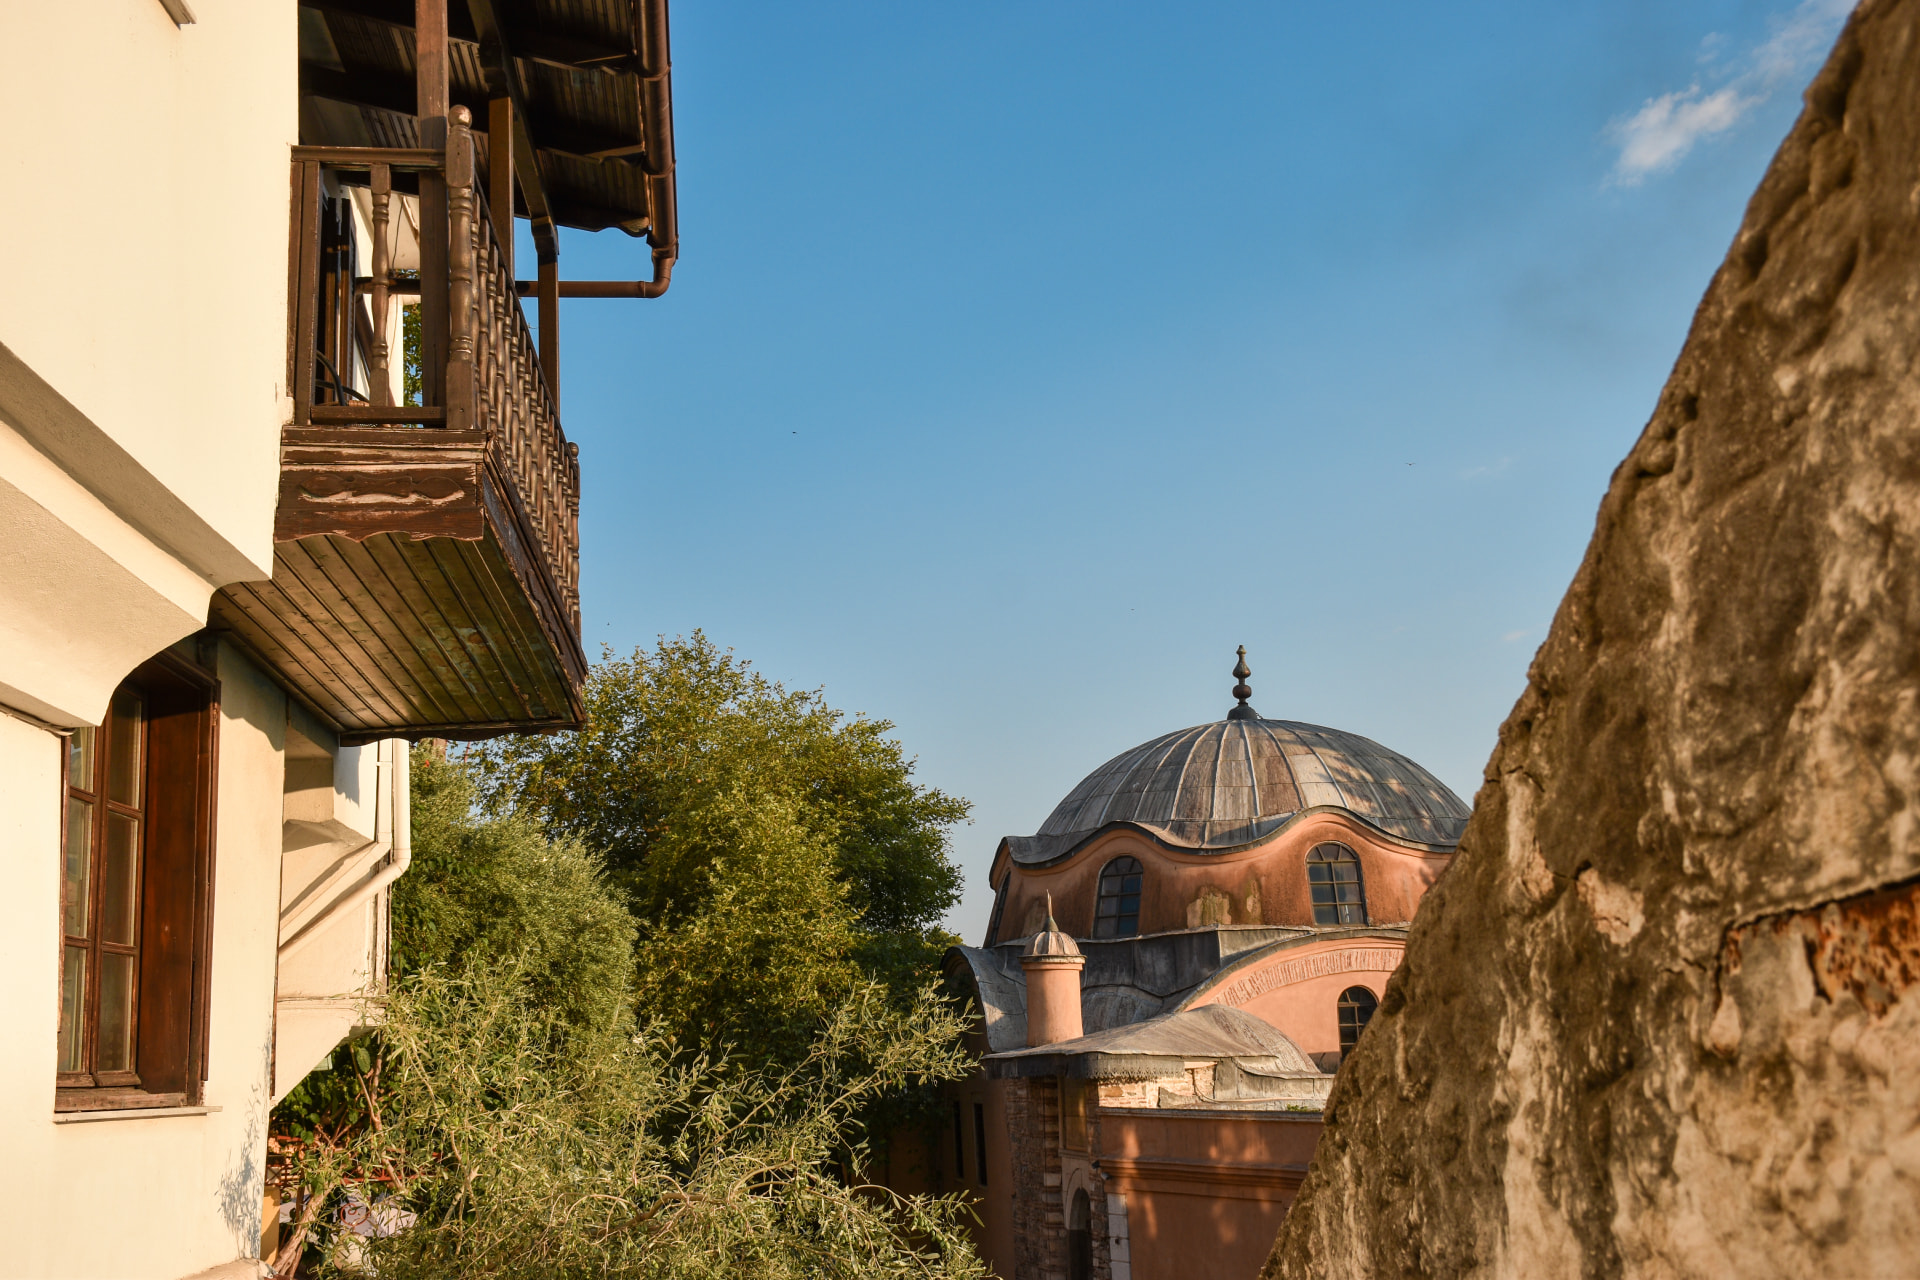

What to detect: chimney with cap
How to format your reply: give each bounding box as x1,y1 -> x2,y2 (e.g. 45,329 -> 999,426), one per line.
1021,894 -> 1086,1046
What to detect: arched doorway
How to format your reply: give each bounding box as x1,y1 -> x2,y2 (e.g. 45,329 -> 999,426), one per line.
1067,1187 -> 1091,1280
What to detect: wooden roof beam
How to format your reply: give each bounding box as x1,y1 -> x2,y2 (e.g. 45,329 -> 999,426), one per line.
298,64 -> 637,160
460,0 -> 563,260
305,0 -> 631,70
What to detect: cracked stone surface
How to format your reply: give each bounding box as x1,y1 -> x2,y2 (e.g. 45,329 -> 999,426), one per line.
1263,3 -> 1920,1276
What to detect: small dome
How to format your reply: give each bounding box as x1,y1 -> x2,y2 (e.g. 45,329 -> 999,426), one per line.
1024,895 -> 1082,956
1007,717 -> 1470,865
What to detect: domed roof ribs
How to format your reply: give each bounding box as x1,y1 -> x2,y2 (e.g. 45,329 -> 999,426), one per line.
1241,719 -> 1260,823
1078,723 -> 1198,834
1006,706 -> 1470,865
1251,718 -> 1304,816
1166,723 -> 1207,829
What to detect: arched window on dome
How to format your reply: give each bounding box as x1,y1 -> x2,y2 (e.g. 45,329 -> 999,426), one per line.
1306,842 -> 1366,925
984,877 -> 1009,946
1338,985 -> 1379,1057
1093,856 -> 1143,938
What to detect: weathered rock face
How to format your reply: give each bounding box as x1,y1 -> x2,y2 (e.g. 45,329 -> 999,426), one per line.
1264,4 -> 1920,1276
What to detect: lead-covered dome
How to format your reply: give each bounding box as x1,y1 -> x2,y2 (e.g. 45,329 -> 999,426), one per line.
1005,716 -> 1470,866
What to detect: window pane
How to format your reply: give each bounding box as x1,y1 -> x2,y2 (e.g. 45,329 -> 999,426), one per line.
68,726 -> 95,790
1097,858 -> 1144,938
100,813 -> 140,946
97,953 -> 136,1074
63,797 -> 92,939
106,689 -> 144,807
1338,986 -> 1379,1053
973,1102 -> 988,1186
58,947 -> 87,1073
1309,846 -> 1364,925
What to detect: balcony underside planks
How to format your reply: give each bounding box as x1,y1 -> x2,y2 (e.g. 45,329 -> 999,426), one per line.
209,427 -> 585,742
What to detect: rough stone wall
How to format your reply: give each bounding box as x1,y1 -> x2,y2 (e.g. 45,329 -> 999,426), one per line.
1265,3 -> 1920,1276
1007,1077 -> 1067,1280
1089,1180 -> 1114,1280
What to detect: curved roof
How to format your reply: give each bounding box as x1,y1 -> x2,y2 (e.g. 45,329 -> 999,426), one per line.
984,1004 -> 1321,1079
1005,718 -> 1469,865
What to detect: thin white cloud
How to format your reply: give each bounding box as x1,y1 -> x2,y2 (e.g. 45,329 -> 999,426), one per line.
1607,0 -> 1855,186
1501,629 -> 1531,644
1751,0 -> 1857,80
1610,86 -> 1750,182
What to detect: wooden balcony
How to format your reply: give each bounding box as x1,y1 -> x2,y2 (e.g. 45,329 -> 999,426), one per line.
211,114 -> 585,741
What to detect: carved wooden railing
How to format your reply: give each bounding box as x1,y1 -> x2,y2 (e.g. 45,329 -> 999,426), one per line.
465,149 -> 582,633
285,105 -> 580,637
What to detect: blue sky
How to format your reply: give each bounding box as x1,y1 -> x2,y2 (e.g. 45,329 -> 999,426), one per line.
540,0 -> 1853,938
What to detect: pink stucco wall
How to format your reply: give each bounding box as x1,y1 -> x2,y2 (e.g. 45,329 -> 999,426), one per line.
1181,933 -> 1401,1059
1096,1106 -> 1323,1280
992,811 -> 1452,945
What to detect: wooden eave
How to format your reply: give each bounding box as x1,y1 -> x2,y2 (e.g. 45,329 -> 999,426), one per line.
299,0 -> 674,240
209,427 -> 586,743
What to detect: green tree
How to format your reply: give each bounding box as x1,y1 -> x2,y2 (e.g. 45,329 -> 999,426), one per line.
469,634 -> 970,1060
395,747 -> 635,1029
273,747 -> 635,1155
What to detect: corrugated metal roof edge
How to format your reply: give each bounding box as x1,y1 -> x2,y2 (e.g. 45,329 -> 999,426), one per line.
998,803 -> 1468,869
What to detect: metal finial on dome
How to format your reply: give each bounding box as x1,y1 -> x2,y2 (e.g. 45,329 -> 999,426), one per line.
1025,891 -> 1082,956
1227,644 -> 1259,721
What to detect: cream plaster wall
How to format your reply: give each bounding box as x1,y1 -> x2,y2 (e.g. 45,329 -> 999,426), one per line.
0,0 -> 294,726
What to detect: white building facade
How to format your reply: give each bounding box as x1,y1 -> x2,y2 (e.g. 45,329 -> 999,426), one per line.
0,1 -> 677,1275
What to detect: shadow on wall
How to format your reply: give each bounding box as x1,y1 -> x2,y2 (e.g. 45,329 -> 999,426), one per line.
215,1031 -> 273,1260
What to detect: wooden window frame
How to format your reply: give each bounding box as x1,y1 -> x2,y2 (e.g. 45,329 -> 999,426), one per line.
55,652 -> 219,1113
1337,984 -> 1379,1057
1307,842 -> 1367,926
58,686 -> 152,1092
1092,856 -> 1143,938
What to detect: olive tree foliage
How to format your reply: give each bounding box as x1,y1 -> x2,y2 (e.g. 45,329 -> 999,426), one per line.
285,962 -> 983,1280
467,634 -> 971,1060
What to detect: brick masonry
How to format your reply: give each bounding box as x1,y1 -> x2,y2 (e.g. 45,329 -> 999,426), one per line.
1006,1077 -> 1066,1280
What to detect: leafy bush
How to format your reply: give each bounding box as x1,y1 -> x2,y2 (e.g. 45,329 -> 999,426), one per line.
288,961 -> 982,1280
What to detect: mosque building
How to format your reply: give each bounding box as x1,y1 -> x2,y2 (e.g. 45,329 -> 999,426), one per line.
892,650 -> 1471,1280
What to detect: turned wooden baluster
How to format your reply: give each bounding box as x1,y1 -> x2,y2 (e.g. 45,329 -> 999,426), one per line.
566,440 -> 581,633
291,159 -> 323,426
446,105 -> 477,431
369,163 -> 393,406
